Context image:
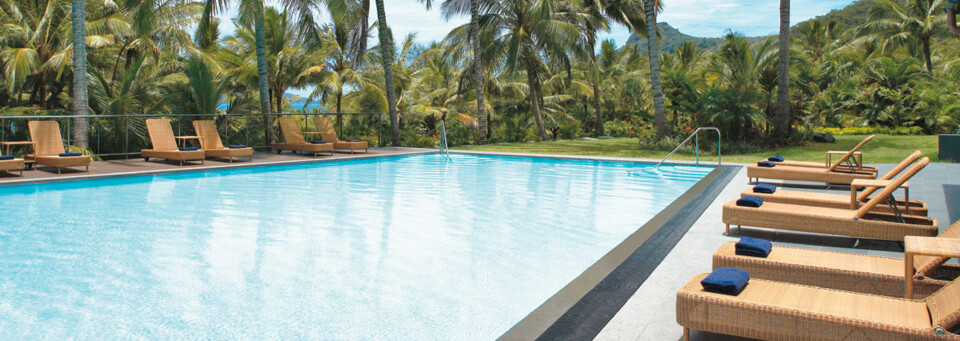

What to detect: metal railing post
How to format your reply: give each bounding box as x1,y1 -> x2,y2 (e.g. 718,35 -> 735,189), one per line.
67,117 -> 71,147
695,133 -> 699,166
654,127 -> 721,169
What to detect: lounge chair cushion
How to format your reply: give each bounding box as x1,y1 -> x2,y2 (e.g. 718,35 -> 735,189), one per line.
0,155 -> 13,160
59,152 -> 82,157
701,267 -> 750,295
735,237 -> 773,257
768,156 -> 784,162
347,139 -> 362,142
736,195 -> 764,208
227,144 -> 247,149
753,183 -> 777,194
757,160 -> 776,167
311,140 -> 327,144
179,147 -> 199,151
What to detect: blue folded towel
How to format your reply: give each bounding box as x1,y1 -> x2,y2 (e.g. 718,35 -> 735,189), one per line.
767,155 -> 784,162
735,237 -> 773,257
227,144 -> 247,149
701,267 -> 750,295
311,140 -> 326,144
752,183 -> 777,194
179,147 -> 199,151
0,155 -> 14,160
59,152 -> 82,157
346,139 -> 362,142
757,161 -> 776,167
737,195 -> 764,207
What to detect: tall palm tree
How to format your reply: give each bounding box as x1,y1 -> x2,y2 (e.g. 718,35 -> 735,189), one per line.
641,0 -> 668,137
72,0 -> 89,148
372,0 -> 401,146
435,0 -> 492,143
484,0 -> 582,140
774,0 -> 791,139
860,0 -> 943,73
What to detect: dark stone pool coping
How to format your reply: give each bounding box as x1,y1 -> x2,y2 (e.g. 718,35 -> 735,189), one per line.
490,161 -> 740,340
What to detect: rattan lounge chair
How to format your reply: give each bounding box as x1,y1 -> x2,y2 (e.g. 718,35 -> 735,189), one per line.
713,221 -> 960,299
724,158 -> 938,241
0,157 -> 24,175
310,116 -> 368,154
742,151 -> 928,216
141,119 -> 205,166
27,121 -> 91,174
274,117 -> 334,156
676,272 -> 960,340
192,120 -> 253,163
747,140 -> 879,185
768,134 -> 878,173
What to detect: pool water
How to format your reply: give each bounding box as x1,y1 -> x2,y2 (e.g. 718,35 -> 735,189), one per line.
0,154 -> 710,339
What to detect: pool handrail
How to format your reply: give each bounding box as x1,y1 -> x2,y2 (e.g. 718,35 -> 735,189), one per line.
653,127 -> 721,169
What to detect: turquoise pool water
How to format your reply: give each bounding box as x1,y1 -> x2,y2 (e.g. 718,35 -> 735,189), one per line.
0,154 -> 710,339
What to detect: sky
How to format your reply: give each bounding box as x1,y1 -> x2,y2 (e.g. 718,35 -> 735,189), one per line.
215,0 -> 857,96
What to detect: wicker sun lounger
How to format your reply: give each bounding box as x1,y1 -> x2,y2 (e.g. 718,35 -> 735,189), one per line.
747,139 -> 879,185
274,117 -> 334,156
27,121 -> 91,174
676,272 -> 960,340
743,151 -> 928,216
141,119 -> 205,166
192,120 -> 253,162
724,158 -> 937,241
0,157 -> 24,175
310,116 -> 369,154
713,221 -> 960,299
768,134 -> 878,173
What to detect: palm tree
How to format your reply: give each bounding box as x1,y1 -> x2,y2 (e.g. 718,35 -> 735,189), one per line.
372,0 -> 401,146
860,0 -> 943,73
72,0 -> 89,148
774,0 -> 791,139
641,0 -> 668,137
301,10 -> 366,125
485,0 -> 582,140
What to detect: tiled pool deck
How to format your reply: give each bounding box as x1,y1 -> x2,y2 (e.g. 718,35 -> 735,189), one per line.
0,147 -> 429,185
595,162 -> 960,340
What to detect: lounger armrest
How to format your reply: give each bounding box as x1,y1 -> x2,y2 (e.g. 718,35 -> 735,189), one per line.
302,131 -> 324,135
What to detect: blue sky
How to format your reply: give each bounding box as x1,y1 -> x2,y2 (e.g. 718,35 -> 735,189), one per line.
215,0 -> 856,97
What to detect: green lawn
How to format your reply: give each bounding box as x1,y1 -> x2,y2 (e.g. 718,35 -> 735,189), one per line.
454,135 -> 941,164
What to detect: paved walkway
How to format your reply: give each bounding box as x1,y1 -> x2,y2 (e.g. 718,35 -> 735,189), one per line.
0,147 -> 430,185
595,162 -> 960,340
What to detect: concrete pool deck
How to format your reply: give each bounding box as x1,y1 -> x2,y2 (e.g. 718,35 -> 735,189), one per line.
0,147 -> 430,185
594,161 -> 960,340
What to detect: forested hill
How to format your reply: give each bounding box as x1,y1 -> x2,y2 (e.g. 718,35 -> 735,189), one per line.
626,0 -> 882,53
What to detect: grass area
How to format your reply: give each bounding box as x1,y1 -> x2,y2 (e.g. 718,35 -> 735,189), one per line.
454,135 -> 941,164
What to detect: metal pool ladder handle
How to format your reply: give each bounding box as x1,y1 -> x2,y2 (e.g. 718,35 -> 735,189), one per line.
653,127 -> 721,169
438,120 -> 451,160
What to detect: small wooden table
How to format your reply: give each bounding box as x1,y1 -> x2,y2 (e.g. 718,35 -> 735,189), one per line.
850,179 -> 910,212
1,141 -> 36,168
826,151 -> 863,169
174,136 -> 201,148
904,236 -> 960,298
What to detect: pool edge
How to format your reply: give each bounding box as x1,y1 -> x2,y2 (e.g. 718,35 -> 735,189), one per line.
498,165 -> 740,341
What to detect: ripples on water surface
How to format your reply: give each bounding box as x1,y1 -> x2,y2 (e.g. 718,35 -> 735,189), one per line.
0,154 -> 710,339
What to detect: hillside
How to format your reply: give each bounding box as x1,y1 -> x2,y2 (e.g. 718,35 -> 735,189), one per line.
626,0 -> 881,53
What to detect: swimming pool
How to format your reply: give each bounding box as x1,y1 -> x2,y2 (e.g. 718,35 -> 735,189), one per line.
0,154 -> 710,339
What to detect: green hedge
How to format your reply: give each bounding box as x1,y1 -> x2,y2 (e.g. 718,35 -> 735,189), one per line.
811,126 -> 925,136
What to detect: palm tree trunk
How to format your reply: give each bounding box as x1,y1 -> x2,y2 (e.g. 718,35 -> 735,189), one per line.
71,0 -> 89,148
922,38 -> 933,73
774,0 -> 791,139
255,11 -> 273,145
527,75 -> 548,140
644,0 -> 668,138
375,0 -> 401,146
593,72 -> 604,136
471,0 -> 487,145
336,92 -> 343,128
